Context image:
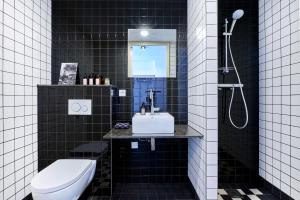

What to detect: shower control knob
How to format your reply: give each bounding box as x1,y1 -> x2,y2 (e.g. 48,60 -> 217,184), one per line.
71,103 -> 81,112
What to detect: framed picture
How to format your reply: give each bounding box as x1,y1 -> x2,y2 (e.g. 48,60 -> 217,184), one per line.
58,63 -> 78,85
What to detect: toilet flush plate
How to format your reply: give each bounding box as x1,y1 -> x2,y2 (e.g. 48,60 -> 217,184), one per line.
68,99 -> 92,115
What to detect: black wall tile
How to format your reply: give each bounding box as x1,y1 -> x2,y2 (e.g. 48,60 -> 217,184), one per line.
218,0 -> 259,185
51,0 -> 189,189
52,0 -> 188,124
112,139 -> 189,184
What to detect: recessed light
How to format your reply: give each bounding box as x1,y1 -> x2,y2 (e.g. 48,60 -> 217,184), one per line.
140,30 -> 149,37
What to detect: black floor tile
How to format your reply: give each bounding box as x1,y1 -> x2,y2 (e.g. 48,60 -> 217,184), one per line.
84,183 -> 197,200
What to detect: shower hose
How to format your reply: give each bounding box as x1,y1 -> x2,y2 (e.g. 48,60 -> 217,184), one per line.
228,36 -> 249,129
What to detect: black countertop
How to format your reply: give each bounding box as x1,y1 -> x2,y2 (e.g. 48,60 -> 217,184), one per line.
103,125 -> 203,139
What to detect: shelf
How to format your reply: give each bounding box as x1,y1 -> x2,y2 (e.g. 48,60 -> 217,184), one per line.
218,83 -> 244,88
103,125 -> 203,139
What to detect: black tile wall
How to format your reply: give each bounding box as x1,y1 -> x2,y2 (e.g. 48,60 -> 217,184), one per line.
51,0 -> 188,124
258,177 -> 295,200
38,85 -> 116,196
51,0 -> 189,188
112,139 -> 189,184
218,0 -> 259,185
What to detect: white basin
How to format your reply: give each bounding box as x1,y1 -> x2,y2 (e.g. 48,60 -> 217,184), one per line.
132,112 -> 174,135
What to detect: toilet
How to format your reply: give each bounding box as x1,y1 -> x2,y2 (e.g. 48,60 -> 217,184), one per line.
31,159 -> 96,200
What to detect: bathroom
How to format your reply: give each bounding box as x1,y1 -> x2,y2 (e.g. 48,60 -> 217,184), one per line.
0,0 -> 299,199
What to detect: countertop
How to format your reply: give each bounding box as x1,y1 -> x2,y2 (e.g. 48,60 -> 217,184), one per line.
103,125 -> 203,139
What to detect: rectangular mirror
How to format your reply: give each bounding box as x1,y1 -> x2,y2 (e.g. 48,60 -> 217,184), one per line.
128,29 -> 177,78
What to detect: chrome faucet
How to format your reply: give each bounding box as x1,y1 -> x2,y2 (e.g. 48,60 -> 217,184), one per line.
149,89 -> 160,114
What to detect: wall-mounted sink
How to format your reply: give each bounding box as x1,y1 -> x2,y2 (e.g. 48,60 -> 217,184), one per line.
132,112 -> 174,135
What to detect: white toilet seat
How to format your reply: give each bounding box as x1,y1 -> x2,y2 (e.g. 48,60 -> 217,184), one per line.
31,159 -> 96,200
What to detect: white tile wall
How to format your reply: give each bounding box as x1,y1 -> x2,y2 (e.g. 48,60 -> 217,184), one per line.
0,0 -> 51,199
259,0 -> 300,199
169,41 -> 177,78
187,0 -> 218,199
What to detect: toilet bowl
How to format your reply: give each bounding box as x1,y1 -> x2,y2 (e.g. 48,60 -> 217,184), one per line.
31,159 -> 96,200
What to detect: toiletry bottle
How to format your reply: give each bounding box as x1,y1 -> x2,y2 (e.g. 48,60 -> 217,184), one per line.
100,75 -> 105,85
105,78 -> 110,85
95,74 -> 100,85
83,74 -> 88,85
140,102 -> 146,115
88,73 -> 94,85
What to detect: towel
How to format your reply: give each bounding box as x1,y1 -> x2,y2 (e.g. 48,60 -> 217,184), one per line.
114,122 -> 130,129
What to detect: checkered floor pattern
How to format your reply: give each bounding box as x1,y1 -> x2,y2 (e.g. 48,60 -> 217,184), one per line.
218,188 -> 279,200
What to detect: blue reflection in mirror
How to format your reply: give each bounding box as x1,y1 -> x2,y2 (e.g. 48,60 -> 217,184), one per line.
131,45 -> 168,77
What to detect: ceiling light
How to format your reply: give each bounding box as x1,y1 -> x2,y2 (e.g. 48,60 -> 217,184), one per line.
140,30 -> 149,37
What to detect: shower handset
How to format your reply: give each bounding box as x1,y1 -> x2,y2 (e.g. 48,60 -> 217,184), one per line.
222,9 -> 249,129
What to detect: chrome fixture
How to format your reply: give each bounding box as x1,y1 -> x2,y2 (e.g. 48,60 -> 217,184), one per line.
222,9 -> 244,74
218,83 -> 244,89
221,9 -> 248,129
149,89 -> 160,114
230,9 -> 244,33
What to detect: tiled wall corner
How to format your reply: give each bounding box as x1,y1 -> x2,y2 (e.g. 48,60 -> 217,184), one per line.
259,0 -> 300,199
187,0 -> 218,199
0,0 -> 51,199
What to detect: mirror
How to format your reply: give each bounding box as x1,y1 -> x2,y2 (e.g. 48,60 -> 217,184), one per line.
128,29 -> 177,78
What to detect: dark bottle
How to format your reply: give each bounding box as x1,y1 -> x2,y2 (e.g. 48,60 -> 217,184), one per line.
100,75 -> 105,85
140,102 -> 146,115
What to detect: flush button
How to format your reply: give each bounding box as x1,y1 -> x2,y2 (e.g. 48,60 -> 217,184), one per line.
71,103 -> 81,112
81,105 -> 88,112
68,99 -> 92,115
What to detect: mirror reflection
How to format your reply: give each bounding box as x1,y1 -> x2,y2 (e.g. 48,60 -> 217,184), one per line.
128,29 -> 177,78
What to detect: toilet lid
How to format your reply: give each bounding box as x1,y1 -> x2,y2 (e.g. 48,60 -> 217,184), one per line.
31,159 -> 92,193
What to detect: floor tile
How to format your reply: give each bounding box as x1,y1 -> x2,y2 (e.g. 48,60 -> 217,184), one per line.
218,187 -> 279,200
237,189 -> 246,195
218,195 -> 224,200
84,183 -> 197,200
218,189 -> 228,195
250,189 -> 263,195
247,194 -> 261,200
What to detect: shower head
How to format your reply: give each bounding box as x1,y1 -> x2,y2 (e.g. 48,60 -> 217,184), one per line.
232,9 -> 244,20
229,9 -> 244,34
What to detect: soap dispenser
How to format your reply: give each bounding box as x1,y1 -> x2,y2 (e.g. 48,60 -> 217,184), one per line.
140,102 -> 146,115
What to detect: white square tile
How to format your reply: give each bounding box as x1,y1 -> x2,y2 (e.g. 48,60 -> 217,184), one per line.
0,0 -> 49,197
291,188 -> 300,200
247,195 -> 260,200
249,189 -> 263,195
